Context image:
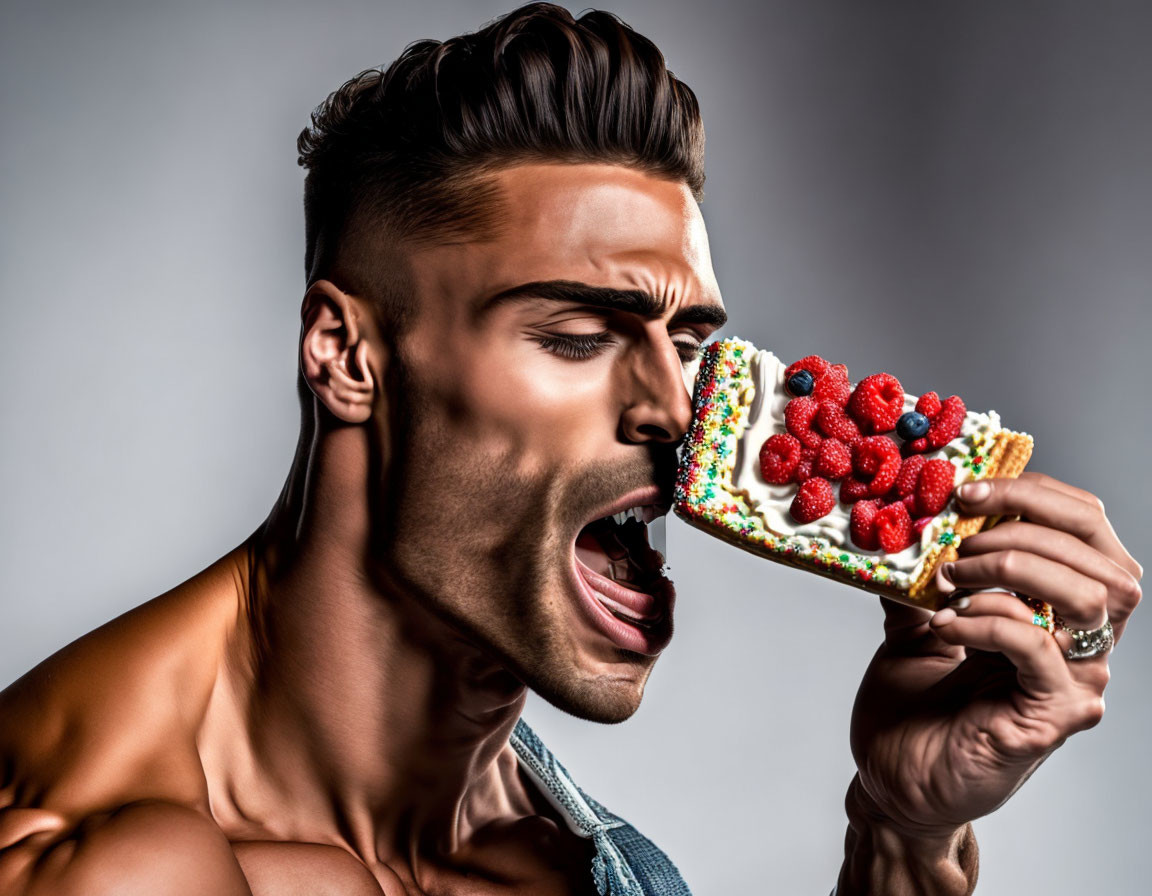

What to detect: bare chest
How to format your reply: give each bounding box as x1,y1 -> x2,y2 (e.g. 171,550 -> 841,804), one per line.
231,822 -> 599,896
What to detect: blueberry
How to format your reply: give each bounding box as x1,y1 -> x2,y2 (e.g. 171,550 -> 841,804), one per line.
786,370 -> 815,396
897,411 -> 930,440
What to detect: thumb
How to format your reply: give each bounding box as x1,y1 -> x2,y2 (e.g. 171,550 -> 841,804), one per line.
877,594 -> 952,654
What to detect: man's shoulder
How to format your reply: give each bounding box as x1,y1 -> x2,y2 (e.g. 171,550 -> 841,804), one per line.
0,548 -> 250,825
0,550 -> 254,894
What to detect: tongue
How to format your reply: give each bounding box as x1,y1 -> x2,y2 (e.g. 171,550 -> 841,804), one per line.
575,525 -> 651,588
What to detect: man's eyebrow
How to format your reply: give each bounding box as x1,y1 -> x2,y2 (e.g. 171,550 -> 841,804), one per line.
481,279 -> 727,328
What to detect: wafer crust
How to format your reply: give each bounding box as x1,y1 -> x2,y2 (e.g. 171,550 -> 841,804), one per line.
674,340 -> 1034,612
906,430 -> 1034,609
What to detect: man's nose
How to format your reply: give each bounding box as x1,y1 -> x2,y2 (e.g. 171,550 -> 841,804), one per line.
619,340 -> 694,444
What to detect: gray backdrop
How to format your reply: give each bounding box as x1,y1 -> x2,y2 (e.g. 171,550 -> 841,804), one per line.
2,1 -> 1150,892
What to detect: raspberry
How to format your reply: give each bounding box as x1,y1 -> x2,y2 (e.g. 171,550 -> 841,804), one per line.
875,501 -> 915,553
784,397 -> 823,449
926,395 -> 967,449
913,458 -> 956,516
840,476 -> 872,503
815,438 -> 852,479
847,373 -> 905,434
851,436 -> 902,496
785,355 -> 831,380
916,391 -> 942,418
759,434 -> 802,484
849,498 -> 885,551
906,392 -> 966,453
790,477 -> 836,523
893,454 -> 927,498
813,367 -> 852,407
794,458 -> 815,482
816,402 -> 863,446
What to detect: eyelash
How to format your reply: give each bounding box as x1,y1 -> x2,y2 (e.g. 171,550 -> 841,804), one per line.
536,333 -> 703,363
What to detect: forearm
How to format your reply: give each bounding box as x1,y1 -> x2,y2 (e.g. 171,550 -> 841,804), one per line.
836,776 -> 978,896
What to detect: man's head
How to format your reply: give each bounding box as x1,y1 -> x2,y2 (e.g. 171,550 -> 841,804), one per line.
296,2 -> 704,326
292,3 -> 726,722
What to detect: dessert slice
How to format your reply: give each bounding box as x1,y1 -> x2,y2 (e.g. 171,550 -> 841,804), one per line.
673,338 -> 1034,610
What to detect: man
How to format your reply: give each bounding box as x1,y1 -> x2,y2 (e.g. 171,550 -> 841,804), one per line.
0,3 -> 1141,894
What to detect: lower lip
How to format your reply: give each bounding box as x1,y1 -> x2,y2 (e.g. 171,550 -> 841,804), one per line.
570,555 -> 674,656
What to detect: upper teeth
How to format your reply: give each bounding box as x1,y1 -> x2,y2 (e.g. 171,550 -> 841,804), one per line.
609,505 -> 664,526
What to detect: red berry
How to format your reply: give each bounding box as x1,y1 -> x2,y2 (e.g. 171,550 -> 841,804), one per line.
912,516 -> 934,537
790,477 -> 837,523
849,498 -> 885,550
913,458 -> 956,516
840,476 -> 872,503
815,438 -> 852,479
813,367 -> 852,407
784,397 -> 823,449
893,454 -> 927,498
794,458 -> 815,482
851,435 -> 902,496
785,355 -> 831,380
875,502 -> 914,553
847,373 -> 905,434
916,391 -> 942,418
926,395 -> 967,449
759,434 -> 802,484
816,402 -> 863,446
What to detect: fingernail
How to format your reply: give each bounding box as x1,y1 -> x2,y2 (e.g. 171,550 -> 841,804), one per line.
936,562 -> 956,594
958,481 -> 991,503
933,608 -> 957,625
949,595 -> 971,611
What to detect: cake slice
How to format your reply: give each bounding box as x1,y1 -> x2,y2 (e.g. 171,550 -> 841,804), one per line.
673,338 -> 1034,610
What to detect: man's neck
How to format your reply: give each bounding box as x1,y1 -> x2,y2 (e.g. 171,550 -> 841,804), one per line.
209,424 -> 532,862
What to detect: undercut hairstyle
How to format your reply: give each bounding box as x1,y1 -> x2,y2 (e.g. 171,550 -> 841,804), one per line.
295,1 -> 706,327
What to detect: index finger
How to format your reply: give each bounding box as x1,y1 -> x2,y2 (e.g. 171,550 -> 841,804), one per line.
956,476 -> 1143,580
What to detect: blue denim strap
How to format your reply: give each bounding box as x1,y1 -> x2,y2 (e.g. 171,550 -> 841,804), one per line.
511,720 -> 643,895
514,719 -> 687,896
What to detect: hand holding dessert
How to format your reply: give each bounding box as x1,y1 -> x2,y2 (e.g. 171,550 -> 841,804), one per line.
840,471 -> 1141,892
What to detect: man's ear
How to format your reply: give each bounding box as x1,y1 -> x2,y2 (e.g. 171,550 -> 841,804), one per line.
299,280 -> 378,424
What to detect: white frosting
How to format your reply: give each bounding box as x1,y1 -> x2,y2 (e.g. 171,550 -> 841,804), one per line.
729,350 -> 1001,582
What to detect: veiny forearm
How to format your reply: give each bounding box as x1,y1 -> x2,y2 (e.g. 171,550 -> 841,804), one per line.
836,776 -> 978,896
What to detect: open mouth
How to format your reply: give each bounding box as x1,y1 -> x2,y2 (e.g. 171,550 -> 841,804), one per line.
570,490 -> 674,654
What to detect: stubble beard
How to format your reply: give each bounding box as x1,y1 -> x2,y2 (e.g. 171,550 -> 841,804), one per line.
371,366 -> 677,724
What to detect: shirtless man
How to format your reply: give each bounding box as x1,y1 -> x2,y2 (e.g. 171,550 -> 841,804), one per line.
0,4 -> 1141,895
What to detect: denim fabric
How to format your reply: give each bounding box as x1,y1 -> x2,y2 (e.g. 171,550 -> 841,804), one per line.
510,719 -> 693,896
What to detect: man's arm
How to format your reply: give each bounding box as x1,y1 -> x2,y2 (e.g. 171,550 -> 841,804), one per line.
0,801 -> 252,896
836,775 -> 977,896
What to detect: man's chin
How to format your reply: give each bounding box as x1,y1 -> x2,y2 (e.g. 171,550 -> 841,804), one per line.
525,660 -> 654,725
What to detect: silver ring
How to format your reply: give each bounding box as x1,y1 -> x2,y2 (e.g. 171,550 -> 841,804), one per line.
1058,618 -> 1114,661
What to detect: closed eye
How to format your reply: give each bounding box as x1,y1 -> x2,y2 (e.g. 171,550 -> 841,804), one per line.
671,336 -> 704,364
535,332 -> 615,360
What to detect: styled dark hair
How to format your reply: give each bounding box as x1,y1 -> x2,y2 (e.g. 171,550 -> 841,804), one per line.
296,2 -> 705,298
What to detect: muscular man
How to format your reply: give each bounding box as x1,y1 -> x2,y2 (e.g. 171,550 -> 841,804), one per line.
0,4 -> 1141,894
